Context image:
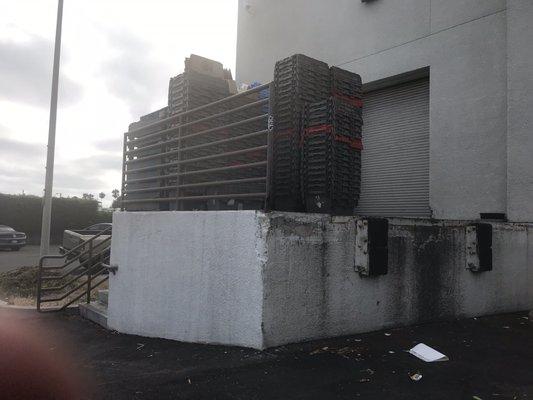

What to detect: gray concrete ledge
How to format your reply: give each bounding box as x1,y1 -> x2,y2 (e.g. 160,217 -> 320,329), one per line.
107,211 -> 533,349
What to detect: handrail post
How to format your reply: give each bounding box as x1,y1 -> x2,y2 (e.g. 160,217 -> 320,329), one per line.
86,241 -> 93,304
37,258 -> 44,312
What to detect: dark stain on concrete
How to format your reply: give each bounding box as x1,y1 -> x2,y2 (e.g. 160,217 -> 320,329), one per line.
411,225 -> 457,323
388,235 -> 409,323
318,222 -> 329,334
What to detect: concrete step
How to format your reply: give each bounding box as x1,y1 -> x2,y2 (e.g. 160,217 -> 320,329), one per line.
79,302 -> 108,329
98,289 -> 108,306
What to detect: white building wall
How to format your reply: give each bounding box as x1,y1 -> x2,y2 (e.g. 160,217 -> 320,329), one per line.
236,0 -> 533,222
506,0 -> 533,222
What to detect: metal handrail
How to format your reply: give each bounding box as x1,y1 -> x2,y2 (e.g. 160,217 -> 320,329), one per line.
122,192 -> 266,204
125,115 -> 267,156
40,235 -> 111,272
124,160 -> 267,185
126,145 -> 267,174
126,83 -> 270,137
128,98 -> 268,145
121,81 -> 273,211
125,177 -> 267,194
40,254 -> 110,293
37,227 -> 112,312
48,274 -> 109,311
40,244 -> 109,281
39,226 -> 112,265
126,129 -> 268,165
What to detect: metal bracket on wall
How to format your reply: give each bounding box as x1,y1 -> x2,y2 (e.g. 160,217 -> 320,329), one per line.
102,263 -> 119,275
355,218 -> 389,277
465,223 -> 493,273
355,219 -> 369,275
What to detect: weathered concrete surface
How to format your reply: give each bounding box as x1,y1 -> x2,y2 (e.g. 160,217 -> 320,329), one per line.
108,211 -> 533,349
262,214 -> 533,347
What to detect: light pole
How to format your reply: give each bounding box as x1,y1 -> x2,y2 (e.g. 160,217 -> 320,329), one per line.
40,0 -> 64,257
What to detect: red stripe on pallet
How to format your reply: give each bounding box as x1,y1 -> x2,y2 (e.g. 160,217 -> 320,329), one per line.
301,124 -> 363,150
332,92 -> 363,108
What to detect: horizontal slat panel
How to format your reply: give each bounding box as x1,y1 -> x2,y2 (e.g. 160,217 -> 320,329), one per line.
356,78 -> 430,217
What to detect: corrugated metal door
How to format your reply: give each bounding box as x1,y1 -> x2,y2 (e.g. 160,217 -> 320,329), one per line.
355,78 -> 431,217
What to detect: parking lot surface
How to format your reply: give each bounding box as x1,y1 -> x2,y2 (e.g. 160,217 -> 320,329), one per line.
0,307 -> 531,400
0,245 -> 60,273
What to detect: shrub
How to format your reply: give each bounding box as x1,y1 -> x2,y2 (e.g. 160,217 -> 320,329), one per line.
0,194 -> 112,244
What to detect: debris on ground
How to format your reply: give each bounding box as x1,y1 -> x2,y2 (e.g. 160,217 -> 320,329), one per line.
309,345 -> 364,360
409,372 -> 423,381
309,346 -> 329,355
409,343 -> 449,362
337,347 -> 357,356
360,368 -> 374,375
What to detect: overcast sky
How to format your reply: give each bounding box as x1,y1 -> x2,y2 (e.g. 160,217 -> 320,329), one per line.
0,0 -> 238,205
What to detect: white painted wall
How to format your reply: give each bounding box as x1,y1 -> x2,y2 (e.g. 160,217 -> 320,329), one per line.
108,211 -> 533,349
506,0 -> 533,221
236,0 -> 533,222
108,211 -> 267,349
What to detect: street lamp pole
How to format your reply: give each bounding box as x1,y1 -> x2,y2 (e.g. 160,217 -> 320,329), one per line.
40,0 -> 64,257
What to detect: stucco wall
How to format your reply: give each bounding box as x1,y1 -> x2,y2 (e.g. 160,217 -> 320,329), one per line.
506,0 -> 533,222
236,0 -> 505,84
108,211 -> 533,349
107,211 -> 267,349
236,0 -> 533,222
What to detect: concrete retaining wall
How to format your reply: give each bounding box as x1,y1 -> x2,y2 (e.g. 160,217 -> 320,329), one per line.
108,211 -> 533,349
108,211 -> 267,348
262,214 -> 533,347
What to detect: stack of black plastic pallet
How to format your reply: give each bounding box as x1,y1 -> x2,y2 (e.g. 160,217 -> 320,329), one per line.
302,66 -> 363,214
167,69 -> 231,209
272,54 -> 330,211
167,67 -> 270,211
168,70 -> 230,117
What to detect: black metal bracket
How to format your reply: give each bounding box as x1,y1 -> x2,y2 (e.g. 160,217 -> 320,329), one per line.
103,263 -> 119,275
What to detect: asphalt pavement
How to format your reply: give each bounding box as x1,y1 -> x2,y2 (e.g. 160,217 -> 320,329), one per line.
0,307 -> 531,400
0,245 -> 60,273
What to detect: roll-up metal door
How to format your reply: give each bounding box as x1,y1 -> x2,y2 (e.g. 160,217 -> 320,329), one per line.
355,78 -> 430,217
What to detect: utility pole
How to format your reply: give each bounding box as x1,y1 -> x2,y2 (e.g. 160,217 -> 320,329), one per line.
40,0 -> 64,257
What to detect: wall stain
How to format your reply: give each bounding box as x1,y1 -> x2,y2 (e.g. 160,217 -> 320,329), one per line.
411,225 -> 457,323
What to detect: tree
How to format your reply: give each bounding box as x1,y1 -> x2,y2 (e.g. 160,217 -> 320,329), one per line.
112,189 -> 120,199
82,193 -> 95,201
99,192 -> 106,200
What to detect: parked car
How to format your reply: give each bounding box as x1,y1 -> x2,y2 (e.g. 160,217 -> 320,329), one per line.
60,223 -> 112,260
0,225 -> 27,251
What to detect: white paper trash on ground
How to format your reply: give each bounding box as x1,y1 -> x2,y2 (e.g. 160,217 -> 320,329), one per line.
409,343 -> 449,362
